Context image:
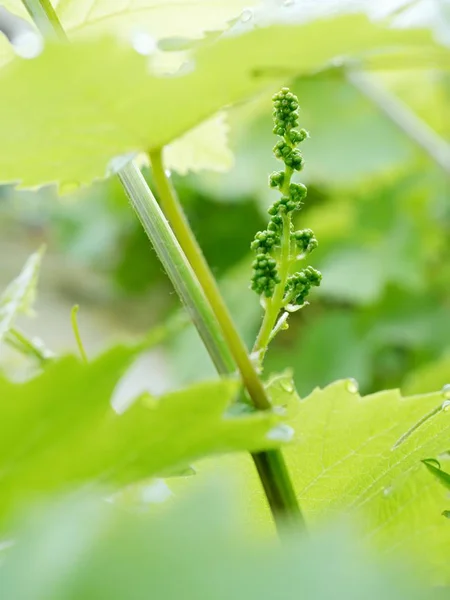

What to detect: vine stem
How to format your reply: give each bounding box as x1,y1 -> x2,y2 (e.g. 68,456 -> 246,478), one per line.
6,327 -> 53,364
20,0 -> 305,534
21,0 -> 66,40
118,162 -> 235,376
150,149 -> 304,531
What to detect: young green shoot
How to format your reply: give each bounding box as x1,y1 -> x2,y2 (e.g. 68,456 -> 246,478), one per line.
71,305 -> 88,364
252,88 -> 321,360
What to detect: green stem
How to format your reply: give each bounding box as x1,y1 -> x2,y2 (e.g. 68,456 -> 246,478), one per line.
21,0 -> 66,40
118,161 -> 235,376
6,327 -> 53,364
71,305 -> 88,364
150,149 -> 304,532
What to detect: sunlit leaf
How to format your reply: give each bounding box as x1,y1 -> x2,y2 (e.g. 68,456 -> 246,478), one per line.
1,0 -> 248,40
423,458 -> 450,491
190,380 -> 450,583
164,113 -> 234,175
0,15 -> 438,189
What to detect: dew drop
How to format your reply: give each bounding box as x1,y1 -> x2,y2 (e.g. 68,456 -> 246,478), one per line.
346,378 -> 359,394
59,181 -> 80,195
165,169 -> 172,178
31,337 -> 54,360
107,152 -> 136,175
280,381 -> 294,394
266,423 -> 295,442
383,486 -> 393,498
131,30 -> 157,56
240,8 -> 253,22
12,31 -> 44,59
442,400 -> 450,412
141,479 -> 172,504
441,383 -> 450,400
283,0 -> 295,6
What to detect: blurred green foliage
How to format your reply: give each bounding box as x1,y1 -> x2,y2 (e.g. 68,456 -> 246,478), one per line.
0,485 -> 436,600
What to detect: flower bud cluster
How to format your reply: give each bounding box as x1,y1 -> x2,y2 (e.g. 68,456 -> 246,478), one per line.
285,266 -> 322,306
292,228 -> 318,255
250,87 -> 320,306
251,254 -> 281,297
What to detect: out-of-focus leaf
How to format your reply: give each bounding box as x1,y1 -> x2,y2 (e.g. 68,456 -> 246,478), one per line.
0,344 -> 282,525
0,16 -> 438,189
319,248 -> 386,304
0,485 -> 432,600
403,356 -> 450,395
0,248 -> 43,342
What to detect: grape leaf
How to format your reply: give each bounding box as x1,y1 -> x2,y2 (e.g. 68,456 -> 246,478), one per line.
0,248 -> 43,342
0,343 -> 282,525
189,379 -> 450,583
0,15 -> 438,189
282,380 -> 450,582
133,112 -> 234,176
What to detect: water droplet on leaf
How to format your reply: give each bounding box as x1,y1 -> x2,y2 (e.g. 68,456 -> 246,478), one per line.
12,31 -> 44,59
442,400 -> 450,412
280,381 -> 294,394
266,424 -> 295,442
383,486 -> 393,497
240,8 -> 253,22
107,152 -> 136,175
283,0 -> 295,6
441,383 -> 450,400
346,378 -> 359,394
141,479 -> 172,504
131,31 -> 157,56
